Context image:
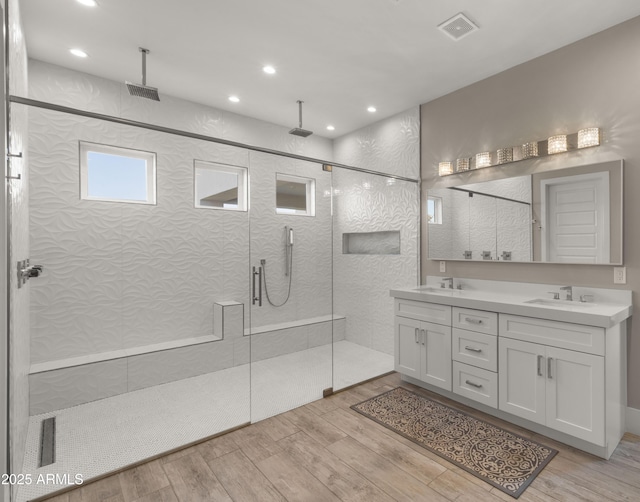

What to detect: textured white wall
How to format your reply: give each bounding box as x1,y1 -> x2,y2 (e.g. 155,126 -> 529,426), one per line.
333,107 -> 420,179
7,0 -> 30,488
332,170 -> 419,355
331,106 -> 421,355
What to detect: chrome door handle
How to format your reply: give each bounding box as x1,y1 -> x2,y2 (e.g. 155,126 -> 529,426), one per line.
415,327 -> 419,344
547,357 -> 553,379
464,317 -> 483,325
252,266 -> 263,306
537,355 -> 544,376
421,329 -> 426,345
465,380 -> 483,389
464,346 -> 482,353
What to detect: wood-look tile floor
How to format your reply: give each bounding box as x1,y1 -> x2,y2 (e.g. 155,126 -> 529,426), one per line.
43,373 -> 640,502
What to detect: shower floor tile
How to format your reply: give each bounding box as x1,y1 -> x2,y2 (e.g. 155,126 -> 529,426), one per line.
17,341 -> 392,502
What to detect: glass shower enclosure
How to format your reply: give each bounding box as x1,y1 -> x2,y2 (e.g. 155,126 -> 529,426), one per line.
11,101 -> 418,501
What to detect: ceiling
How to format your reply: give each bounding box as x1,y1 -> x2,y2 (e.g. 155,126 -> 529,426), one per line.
20,0 -> 640,139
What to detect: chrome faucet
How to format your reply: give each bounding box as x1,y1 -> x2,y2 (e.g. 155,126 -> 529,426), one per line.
441,277 -> 454,289
560,286 -> 573,301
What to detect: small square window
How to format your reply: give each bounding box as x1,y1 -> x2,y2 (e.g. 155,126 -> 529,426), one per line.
276,173 -> 315,216
427,196 -> 443,224
80,142 -> 156,204
194,160 -> 247,211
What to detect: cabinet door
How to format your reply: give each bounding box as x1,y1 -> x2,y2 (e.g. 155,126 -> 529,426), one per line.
499,338 -> 546,425
545,346 -> 605,445
420,321 -> 452,391
395,316 -> 422,379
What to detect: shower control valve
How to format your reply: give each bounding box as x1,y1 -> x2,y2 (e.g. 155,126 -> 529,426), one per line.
17,259 -> 44,288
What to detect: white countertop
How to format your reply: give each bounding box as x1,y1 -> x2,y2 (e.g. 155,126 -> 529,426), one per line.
390,283 -> 632,329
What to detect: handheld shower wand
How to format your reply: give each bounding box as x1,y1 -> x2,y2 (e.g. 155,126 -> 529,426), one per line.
261,226 -> 294,307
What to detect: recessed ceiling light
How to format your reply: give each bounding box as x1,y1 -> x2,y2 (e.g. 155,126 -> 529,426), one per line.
326,125 -> 335,131
228,95 -> 240,103
367,106 -> 377,113
263,65 -> 276,75
69,48 -> 88,58
76,0 -> 98,6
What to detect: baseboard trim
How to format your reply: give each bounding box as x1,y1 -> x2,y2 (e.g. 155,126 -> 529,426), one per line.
627,406 -> 640,436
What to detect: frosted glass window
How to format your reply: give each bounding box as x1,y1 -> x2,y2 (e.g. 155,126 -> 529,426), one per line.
80,142 -> 156,204
276,173 -> 315,216
427,196 -> 442,224
195,161 -> 247,211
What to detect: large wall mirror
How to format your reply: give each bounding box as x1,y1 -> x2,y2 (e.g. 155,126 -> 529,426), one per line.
427,160 -> 623,265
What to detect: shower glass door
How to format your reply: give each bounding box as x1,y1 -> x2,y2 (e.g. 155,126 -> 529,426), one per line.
248,152 -> 333,421
23,104 -> 253,501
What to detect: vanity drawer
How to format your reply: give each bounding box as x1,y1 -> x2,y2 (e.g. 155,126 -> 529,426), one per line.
499,314 -> 604,356
395,299 -> 451,326
452,307 -> 498,335
453,361 -> 498,408
452,328 -> 497,372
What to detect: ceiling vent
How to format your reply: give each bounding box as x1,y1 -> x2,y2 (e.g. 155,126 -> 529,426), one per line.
438,13 -> 478,41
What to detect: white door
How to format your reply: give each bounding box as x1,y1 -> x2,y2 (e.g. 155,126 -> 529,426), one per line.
499,338 -> 546,425
420,321 -> 452,391
545,346 -> 605,445
395,316 -> 422,379
541,172 -> 609,263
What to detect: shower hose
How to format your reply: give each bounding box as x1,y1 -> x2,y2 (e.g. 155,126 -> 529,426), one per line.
261,246 -> 293,307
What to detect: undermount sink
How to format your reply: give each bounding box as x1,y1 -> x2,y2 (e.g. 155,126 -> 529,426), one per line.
524,298 -> 594,309
412,285 -> 449,293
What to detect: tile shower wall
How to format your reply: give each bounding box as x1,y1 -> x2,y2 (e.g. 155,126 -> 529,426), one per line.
332,170 -> 419,356
7,0 -> 30,488
333,107 -> 420,179
331,106 -> 419,360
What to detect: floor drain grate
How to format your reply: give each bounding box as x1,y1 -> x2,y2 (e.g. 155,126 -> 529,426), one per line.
39,417 -> 56,467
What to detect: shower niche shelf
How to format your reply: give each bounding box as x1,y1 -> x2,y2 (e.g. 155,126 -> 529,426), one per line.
342,230 -> 401,255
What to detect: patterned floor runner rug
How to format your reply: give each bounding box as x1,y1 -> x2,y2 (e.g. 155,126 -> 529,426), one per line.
351,387 -> 557,498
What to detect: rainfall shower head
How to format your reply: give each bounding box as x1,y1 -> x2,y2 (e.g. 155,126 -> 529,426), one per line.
289,100 -> 313,137
126,48 -> 160,101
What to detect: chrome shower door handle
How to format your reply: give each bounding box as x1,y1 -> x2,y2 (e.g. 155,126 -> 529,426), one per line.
252,266 -> 263,306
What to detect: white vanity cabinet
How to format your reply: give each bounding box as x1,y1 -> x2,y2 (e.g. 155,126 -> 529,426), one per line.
394,299 -> 452,391
391,284 -> 630,459
499,315 -> 606,445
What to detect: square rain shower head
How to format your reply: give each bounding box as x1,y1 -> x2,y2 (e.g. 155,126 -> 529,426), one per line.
289,127 -> 313,137
126,81 -> 161,101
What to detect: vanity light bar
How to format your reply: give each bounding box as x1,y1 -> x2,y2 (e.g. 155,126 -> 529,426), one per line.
438,127 -> 601,176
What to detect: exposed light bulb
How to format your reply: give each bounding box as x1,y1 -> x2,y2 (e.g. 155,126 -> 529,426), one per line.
76,0 -> 98,6
228,96 -> 240,103
263,65 -> 276,75
326,125 -> 335,131
367,106 -> 377,113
